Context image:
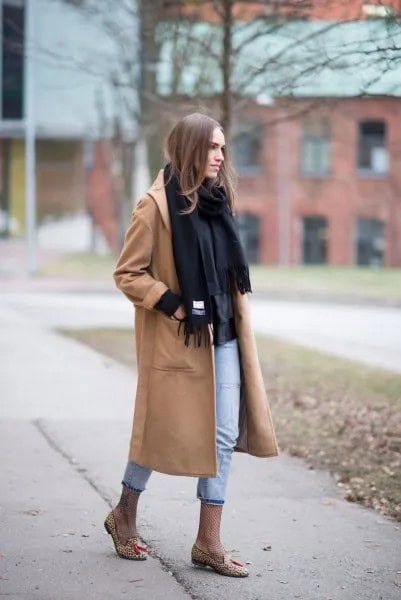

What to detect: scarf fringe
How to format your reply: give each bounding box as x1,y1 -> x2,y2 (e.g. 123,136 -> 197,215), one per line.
178,321 -> 211,348
217,264 -> 252,295
175,264 -> 252,349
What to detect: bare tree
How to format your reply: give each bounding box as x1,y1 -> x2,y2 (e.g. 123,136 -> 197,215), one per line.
35,0 -> 401,217
46,0 -> 400,161
157,0 -> 401,138
139,0 -> 167,176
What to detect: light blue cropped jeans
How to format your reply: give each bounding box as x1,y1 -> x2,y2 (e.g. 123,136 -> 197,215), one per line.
122,338 -> 241,505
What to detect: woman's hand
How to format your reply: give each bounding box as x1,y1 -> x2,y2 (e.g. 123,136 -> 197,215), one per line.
173,304 -> 186,321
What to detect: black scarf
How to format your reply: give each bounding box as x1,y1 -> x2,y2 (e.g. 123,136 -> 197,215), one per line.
164,165 -> 251,346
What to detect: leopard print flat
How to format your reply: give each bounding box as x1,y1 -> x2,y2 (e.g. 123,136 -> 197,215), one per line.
191,545 -> 249,577
104,511 -> 148,560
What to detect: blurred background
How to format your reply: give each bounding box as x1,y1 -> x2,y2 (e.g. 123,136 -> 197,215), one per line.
2,5 -> 401,595
0,0 -> 401,283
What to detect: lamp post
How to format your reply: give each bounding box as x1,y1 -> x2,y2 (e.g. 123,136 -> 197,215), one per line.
24,0 -> 37,274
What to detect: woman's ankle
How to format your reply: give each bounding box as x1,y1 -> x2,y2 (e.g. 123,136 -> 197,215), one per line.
112,486 -> 141,541
194,537 -> 225,558
112,506 -> 138,541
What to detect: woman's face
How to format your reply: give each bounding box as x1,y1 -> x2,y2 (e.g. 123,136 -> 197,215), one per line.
204,127 -> 225,179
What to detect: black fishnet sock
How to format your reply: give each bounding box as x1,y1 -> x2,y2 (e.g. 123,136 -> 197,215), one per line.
113,484 -> 141,544
195,502 -> 225,562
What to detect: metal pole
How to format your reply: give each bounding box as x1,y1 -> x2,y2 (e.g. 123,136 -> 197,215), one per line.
24,0 -> 37,274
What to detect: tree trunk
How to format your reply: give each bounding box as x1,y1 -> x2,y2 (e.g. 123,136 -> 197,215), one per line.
139,0 -> 164,179
220,0 -> 233,140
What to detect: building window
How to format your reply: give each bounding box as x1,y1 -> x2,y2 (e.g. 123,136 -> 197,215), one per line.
232,124 -> 262,174
357,121 -> 388,175
362,4 -> 394,18
2,1 -> 25,120
236,212 -> 260,263
300,119 -> 331,177
356,219 -> 385,266
302,216 -> 328,264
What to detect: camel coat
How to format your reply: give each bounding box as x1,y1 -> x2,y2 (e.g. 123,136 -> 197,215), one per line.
114,170 -> 279,477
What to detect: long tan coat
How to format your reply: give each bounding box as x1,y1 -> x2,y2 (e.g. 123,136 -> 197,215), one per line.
114,170 -> 279,477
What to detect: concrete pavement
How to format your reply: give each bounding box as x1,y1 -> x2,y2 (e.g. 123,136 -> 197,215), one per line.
1,300 -> 401,599
0,304 -> 190,599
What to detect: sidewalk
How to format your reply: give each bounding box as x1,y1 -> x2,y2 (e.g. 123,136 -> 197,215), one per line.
0,304 -> 189,600
1,301 -> 401,600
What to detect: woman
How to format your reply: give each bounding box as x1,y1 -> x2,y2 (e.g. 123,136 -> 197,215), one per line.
104,112 -> 278,577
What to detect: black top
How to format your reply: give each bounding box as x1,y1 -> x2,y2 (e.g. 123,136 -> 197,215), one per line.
210,293 -> 237,346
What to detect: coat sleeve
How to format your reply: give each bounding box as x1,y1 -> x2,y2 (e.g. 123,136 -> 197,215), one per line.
113,195 -> 169,310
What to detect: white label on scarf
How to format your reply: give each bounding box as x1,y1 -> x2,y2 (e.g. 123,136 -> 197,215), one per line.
192,300 -> 205,316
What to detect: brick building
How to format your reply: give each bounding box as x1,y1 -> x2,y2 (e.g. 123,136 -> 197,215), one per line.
172,0 -> 401,23
233,97 -> 401,267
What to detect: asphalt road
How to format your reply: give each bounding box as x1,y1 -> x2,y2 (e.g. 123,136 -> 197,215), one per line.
3,290 -> 401,372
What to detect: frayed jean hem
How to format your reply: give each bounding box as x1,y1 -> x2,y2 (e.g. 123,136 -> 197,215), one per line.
198,497 -> 225,505
122,480 -> 144,494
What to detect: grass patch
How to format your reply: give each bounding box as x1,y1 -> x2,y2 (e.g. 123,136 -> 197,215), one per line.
257,336 -> 401,521
61,326 -> 401,521
251,265 -> 401,300
38,253 -> 401,301
63,328 -> 136,365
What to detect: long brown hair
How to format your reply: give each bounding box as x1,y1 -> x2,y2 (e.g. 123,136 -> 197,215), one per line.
164,112 -> 237,213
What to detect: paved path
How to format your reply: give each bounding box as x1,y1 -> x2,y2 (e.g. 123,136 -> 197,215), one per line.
251,298 -> 401,373
3,290 -> 401,372
1,299 -> 401,599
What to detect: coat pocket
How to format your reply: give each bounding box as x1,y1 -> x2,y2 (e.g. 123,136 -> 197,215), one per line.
152,313 -> 195,371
